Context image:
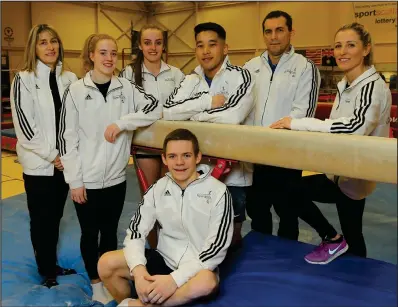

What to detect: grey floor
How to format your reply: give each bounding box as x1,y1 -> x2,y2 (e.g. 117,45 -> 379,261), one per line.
124,165 -> 398,264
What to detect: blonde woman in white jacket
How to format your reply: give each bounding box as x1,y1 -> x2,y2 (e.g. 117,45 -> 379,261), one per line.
10,24 -> 78,289
59,33 -> 161,304
119,24 -> 184,249
271,23 -> 392,264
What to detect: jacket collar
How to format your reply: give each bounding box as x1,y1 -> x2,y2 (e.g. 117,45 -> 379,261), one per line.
36,60 -> 62,80
83,71 -> 123,93
142,60 -> 170,75
194,55 -> 230,79
166,164 -> 212,188
337,65 -> 379,94
260,45 -> 295,68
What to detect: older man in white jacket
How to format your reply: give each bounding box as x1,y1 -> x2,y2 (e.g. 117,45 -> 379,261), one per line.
243,10 -> 321,241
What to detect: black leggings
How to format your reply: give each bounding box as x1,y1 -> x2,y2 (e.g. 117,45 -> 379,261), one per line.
74,181 -> 126,280
23,169 -> 69,278
294,174 -> 366,257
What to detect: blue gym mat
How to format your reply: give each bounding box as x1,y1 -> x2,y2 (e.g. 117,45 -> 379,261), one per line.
2,188 -> 397,306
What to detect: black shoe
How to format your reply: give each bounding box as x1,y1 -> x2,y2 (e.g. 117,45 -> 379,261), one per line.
42,277 -> 59,288
55,265 -> 77,276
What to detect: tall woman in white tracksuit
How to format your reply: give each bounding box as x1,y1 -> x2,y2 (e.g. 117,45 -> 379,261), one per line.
119,24 -> 184,248
10,24 -> 78,288
58,33 -> 161,303
271,23 -> 392,264
119,24 -> 184,190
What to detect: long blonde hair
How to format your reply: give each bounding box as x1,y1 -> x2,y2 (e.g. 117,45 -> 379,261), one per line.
21,24 -> 65,74
81,34 -> 118,73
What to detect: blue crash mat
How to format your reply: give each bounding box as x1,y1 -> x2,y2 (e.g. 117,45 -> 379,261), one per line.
2,194 -> 396,306
191,231 -> 397,307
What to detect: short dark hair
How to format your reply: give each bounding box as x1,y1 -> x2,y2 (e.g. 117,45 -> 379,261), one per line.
194,22 -> 226,40
262,10 -> 293,32
163,129 -> 200,156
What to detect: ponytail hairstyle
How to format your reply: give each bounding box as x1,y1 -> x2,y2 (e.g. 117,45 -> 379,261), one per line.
81,33 -> 118,73
335,22 -> 373,66
132,24 -> 166,87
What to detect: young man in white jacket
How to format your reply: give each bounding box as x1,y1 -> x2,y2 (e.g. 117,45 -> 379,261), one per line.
243,11 -> 321,241
97,129 -> 234,306
163,22 -> 255,248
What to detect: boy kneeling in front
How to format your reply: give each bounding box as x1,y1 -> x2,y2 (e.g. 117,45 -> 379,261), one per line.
98,128 -> 234,306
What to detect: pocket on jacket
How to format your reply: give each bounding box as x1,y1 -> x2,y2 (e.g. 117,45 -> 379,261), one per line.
80,140 -> 104,182
17,145 -> 49,170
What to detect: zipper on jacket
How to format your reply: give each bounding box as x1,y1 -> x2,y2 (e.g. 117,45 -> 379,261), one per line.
177,188 -> 189,267
336,89 -> 341,110
145,69 -> 169,83
166,174 -> 205,267
260,71 -> 274,125
259,51 -> 293,126
101,93 -> 110,188
336,87 -> 349,111
106,87 -> 122,100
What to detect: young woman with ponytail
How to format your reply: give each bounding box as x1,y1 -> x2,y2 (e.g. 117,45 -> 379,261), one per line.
59,33 -> 161,303
119,24 -> 184,249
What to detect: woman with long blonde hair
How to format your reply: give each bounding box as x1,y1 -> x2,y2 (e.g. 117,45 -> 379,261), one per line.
10,24 -> 78,288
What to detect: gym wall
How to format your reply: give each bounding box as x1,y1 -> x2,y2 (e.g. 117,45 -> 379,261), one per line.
1,1 -> 396,79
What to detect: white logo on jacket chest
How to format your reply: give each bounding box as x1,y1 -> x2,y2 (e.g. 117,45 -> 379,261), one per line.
113,92 -> 125,103
284,68 -> 296,78
197,191 -> 212,203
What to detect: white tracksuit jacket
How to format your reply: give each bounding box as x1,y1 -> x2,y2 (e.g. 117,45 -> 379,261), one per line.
243,46 -> 321,127
58,72 -> 161,189
119,61 -> 184,155
123,164 -> 234,288
119,61 -> 184,105
10,60 -> 77,176
291,66 -> 392,200
162,56 -> 255,187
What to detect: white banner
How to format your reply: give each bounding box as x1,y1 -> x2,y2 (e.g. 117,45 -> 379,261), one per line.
353,2 -> 397,42
354,2 -> 396,25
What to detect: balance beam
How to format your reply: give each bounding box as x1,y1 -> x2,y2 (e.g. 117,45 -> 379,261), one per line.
132,120 -> 397,184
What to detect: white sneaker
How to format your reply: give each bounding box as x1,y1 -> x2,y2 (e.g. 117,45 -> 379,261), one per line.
92,282 -> 112,304
118,298 -> 135,306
